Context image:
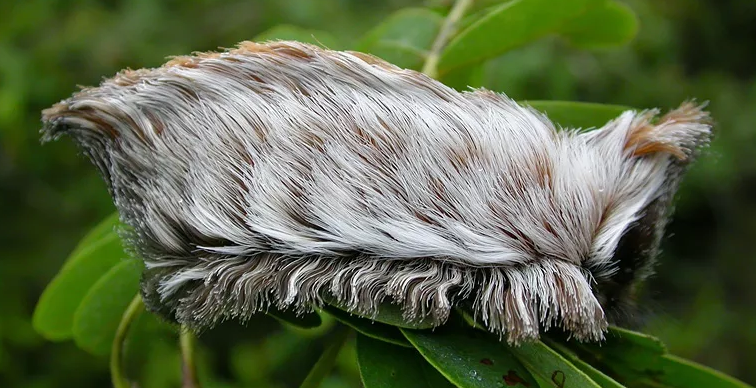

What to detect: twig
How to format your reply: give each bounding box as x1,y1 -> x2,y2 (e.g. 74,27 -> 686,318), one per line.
180,328 -> 201,388
421,0 -> 474,79
111,294 -> 144,388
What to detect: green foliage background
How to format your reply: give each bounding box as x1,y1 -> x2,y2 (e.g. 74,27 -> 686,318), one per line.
1,0 -> 755,387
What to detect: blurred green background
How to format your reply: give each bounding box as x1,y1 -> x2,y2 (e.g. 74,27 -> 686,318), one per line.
1,0 -> 755,387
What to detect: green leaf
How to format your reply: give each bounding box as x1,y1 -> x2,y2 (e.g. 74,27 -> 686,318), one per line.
72,259 -> 143,355
438,64 -> 486,90
457,1 -> 516,36
560,1 -> 639,49
569,332 -> 665,385
266,306 -> 322,329
32,232 -> 127,340
65,213 -> 120,269
322,305 -> 411,348
569,327 -> 667,380
509,340 -> 601,388
571,327 -> 754,388
428,0 -> 514,17
545,339 -> 625,388
357,8 -> 444,70
357,334 -> 455,388
254,24 -> 341,49
523,100 -> 632,129
438,0 -> 602,74
653,354 -> 753,388
402,326 -> 537,388
324,296 -> 437,330
606,326 -> 667,354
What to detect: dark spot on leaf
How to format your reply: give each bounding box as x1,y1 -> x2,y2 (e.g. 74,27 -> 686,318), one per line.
551,370 -> 566,388
644,368 -> 665,382
480,358 -> 494,366
503,370 -> 530,386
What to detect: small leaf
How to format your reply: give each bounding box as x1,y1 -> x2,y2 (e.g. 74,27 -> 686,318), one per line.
460,0 -> 518,26
560,1 -> 639,49
265,305 -> 322,329
606,326 -> 667,354
568,333 -> 664,385
324,296 -> 437,330
72,259 -> 143,355
402,326 -> 537,388
438,0 -> 602,74
509,340 -> 601,388
429,0 -> 514,17
654,354 -> 753,388
323,305 -> 411,348
254,24 -> 341,49
32,233 -> 127,340
357,334 -> 455,388
64,213 -> 120,269
357,8 -> 444,70
438,64 -> 486,91
523,100 -> 632,129
571,327 -> 754,388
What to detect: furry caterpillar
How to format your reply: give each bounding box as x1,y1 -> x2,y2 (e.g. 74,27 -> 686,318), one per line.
41,41 -> 712,343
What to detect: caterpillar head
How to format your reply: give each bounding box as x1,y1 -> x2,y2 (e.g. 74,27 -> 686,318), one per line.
588,103 -> 712,323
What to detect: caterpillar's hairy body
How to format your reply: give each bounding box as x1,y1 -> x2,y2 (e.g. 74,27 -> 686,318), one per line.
41,41 -> 712,343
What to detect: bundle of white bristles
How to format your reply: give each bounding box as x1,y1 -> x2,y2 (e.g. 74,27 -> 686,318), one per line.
41,41 -> 712,344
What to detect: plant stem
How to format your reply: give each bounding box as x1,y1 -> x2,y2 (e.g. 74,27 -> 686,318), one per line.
180,327 -> 201,388
298,324 -> 352,388
111,294 -> 144,388
421,0 -> 474,79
